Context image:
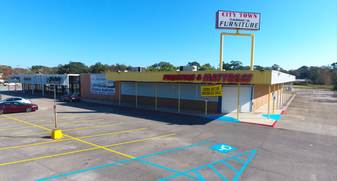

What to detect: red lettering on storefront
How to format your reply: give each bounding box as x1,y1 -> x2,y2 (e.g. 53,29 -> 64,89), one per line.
227,74 -> 234,82
234,74 -> 240,82
216,74 -> 222,82
197,74 -> 202,80
203,74 -> 211,81
162,73 -> 252,83
190,74 -> 195,81
222,74 -> 227,82
211,74 -> 216,81
240,74 -> 246,82
246,74 -> 252,82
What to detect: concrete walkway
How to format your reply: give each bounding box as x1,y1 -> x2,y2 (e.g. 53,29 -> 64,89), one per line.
81,93 -> 296,127
1,89 -> 296,127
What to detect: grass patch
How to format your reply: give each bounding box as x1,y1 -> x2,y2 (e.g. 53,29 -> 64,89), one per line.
293,85 -> 333,89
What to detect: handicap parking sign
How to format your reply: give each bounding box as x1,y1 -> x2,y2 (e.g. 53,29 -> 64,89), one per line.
210,144 -> 236,153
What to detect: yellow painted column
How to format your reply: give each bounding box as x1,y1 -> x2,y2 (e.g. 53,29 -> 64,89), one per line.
237,83 -> 241,120
268,85 -> 271,119
250,35 -> 255,70
155,82 -> 157,110
219,34 -> 224,70
135,81 -> 138,108
119,81 -> 121,105
273,84 -> 275,114
178,82 -> 180,113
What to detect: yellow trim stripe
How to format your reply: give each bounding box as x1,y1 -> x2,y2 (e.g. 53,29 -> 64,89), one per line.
0,116 -> 87,125
0,119 -> 104,131
0,123 -> 123,139
0,133 -> 175,167
0,128 -> 148,151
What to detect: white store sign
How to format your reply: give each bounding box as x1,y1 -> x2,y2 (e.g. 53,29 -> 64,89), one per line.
90,75 -> 115,95
216,10 -> 260,31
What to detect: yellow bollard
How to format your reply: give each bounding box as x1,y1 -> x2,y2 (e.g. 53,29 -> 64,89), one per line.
51,129 -> 63,139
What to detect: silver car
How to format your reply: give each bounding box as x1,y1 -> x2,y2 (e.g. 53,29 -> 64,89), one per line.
0,97 -> 32,104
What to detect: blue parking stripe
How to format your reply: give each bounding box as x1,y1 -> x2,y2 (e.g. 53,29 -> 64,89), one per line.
136,159 -> 199,180
210,165 -> 228,181
37,141 -> 211,181
160,150 -> 257,181
222,161 -> 238,173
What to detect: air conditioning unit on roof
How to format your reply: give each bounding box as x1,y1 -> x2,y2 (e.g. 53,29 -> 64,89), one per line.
179,66 -> 197,71
131,67 -> 146,72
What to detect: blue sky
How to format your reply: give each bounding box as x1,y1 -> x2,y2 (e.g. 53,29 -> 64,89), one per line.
0,0 -> 336,71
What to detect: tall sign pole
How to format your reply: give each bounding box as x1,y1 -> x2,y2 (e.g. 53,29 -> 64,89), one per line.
51,84 -> 62,139
54,87 -> 58,129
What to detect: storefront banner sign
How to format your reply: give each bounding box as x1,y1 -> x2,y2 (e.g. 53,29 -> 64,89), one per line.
9,76 -> 20,83
201,84 -> 222,97
45,75 -> 67,85
163,73 -> 252,83
23,77 -> 32,83
90,75 -> 115,95
216,10 -> 261,30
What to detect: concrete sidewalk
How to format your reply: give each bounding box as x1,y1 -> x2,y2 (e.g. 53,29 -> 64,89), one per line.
81,93 -> 296,127
1,90 -> 296,127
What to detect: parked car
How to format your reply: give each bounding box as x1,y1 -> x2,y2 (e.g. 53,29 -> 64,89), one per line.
3,83 -> 18,86
0,97 -> 32,104
60,93 -> 81,102
0,102 -> 38,114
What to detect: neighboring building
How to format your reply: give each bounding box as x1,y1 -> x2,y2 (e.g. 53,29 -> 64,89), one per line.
8,74 -> 80,95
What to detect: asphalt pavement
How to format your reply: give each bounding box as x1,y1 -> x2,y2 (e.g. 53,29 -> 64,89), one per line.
0,88 -> 336,181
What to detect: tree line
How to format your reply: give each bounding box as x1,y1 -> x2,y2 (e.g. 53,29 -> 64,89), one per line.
1,61 -> 336,89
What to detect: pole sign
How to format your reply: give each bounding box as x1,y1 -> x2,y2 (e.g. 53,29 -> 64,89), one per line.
201,84 -> 222,97
216,10 -> 261,31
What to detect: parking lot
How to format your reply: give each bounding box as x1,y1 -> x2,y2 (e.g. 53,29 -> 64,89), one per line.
0,89 -> 336,181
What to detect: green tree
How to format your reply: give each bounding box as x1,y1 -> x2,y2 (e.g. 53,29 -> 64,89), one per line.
253,65 -> 264,70
229,61 -> 243,70
187,61 -> 201,68
147,61 -> 177,71
271,64 -> 280,70
31,65 -> 45,71
1,71 -> 18,82
57,62 -> 89,74
297,66 -> 309,79
199,63 -> 216,71
223,62 -> 232,70
89,62 -> 110,73
289,70 -> 300,78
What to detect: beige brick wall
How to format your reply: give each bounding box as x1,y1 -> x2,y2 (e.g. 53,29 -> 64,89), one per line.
253,84 -> 282,111
121,95 -> 218,113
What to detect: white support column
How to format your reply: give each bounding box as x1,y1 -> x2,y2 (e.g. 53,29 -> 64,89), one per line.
42,84 -> 44,96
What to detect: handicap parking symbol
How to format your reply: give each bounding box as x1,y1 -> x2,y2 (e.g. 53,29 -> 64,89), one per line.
210,143 -> 236,153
